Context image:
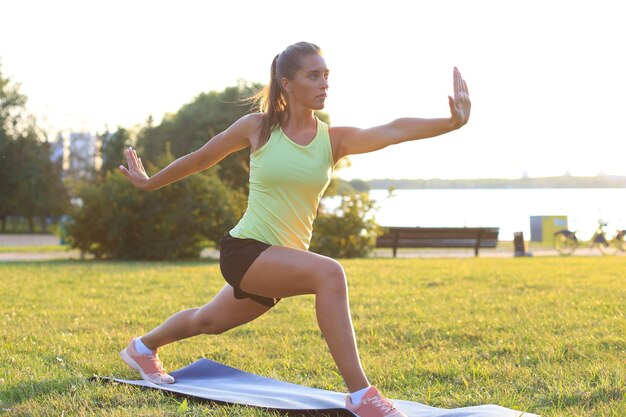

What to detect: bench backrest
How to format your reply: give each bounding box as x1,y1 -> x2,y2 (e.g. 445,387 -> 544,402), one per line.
376,227 -> 500,248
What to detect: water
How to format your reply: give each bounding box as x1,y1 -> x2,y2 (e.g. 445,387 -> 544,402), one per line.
323,188 -> 626,241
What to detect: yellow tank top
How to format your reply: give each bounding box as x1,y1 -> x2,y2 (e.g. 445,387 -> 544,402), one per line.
229,117 -> 334,250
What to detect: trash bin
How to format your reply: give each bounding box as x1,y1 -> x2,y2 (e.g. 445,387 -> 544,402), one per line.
513,231 -> 532,257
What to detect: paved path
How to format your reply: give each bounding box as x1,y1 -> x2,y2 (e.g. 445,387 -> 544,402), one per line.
1,234 -> 623,261
0,234 -> 60,246
0,251 -> 84,261
0,234 -> 84,261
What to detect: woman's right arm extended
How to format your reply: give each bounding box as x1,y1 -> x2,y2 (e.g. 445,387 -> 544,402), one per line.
119,114 -> 260,191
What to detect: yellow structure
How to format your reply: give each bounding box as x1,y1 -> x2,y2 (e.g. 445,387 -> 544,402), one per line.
530,216 -> 568,242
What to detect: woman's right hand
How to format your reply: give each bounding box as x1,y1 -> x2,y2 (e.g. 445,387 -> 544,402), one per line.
119,147 -> 151,190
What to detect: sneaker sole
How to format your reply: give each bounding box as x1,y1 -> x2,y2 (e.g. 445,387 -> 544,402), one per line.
119,348 -> 175,385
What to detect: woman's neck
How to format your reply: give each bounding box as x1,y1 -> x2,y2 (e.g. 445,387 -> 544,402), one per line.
283,108 -> 316,131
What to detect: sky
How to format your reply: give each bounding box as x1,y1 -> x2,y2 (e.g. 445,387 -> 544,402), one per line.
1,0 -> 624,180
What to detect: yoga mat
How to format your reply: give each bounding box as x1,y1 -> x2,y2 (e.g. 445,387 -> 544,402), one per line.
103,358 -> 538,416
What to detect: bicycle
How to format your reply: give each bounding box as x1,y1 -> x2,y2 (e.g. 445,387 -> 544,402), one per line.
553,219 -> 626,255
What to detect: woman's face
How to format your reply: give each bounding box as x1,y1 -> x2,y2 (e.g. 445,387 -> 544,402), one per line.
282,54 -> 329,110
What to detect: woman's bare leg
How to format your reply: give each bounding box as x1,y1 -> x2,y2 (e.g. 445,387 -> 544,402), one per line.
238,246 -> 369,392
140,284 -> 272,349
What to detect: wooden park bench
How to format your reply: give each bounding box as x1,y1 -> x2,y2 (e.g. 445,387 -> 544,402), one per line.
376,226 -> 500,257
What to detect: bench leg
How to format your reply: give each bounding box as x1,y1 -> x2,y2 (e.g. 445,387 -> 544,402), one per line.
475,232 -> 483,257
393,246 -> 397,258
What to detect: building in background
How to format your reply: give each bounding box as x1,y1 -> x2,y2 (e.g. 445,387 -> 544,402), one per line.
69,132 -> 96,177
50,131 -> 102,179
50,132 -> 69,171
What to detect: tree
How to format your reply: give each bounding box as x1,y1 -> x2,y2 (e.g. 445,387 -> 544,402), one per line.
0,60 -> 27,132
0,60 -> 27,230
0,60 -> 69,232
99,127 -> 130,176
5,125 -> 69,232
137,82 -> 259,191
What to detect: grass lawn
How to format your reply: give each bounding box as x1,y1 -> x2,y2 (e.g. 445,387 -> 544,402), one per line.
0,245 -> 72,253
0,257 -> 624,416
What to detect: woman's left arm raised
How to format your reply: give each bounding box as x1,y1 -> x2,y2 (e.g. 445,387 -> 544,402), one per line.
332,67 -> 471,162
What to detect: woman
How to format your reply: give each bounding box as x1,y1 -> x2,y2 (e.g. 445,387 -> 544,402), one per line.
118,41 -> 470,417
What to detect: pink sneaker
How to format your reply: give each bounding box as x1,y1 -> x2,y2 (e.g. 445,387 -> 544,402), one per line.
119,338 -> 175,384
345,386 -> 407,417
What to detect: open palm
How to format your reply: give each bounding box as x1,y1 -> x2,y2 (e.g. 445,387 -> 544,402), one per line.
119,147 -> 150,190
448,67 -> 471,128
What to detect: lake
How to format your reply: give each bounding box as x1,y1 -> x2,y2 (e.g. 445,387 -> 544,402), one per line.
323,188 -> 626,241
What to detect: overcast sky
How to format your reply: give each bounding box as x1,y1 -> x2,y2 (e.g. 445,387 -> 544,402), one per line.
1,0 -> 624,180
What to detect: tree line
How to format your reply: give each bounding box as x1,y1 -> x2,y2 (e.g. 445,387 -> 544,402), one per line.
366,176 -> 626,189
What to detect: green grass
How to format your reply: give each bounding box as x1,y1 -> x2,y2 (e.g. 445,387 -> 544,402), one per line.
1,257 -> 624,416
0,245 -> 71,253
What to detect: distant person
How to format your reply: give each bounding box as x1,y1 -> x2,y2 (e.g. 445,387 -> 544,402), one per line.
118,41 -> 470,417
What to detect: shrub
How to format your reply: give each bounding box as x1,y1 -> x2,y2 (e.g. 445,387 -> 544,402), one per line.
66,154 -> 246,260
310,192 -> 382,258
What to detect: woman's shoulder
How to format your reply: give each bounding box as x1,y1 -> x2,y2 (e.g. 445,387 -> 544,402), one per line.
238,113 -> 267,152
226,113 -> 266,142
235,112 -> 265,130
245,112 -> 265,122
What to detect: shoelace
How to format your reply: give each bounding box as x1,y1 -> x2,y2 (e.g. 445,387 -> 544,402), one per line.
364,394 -> 396,414
145,352 -> 167,375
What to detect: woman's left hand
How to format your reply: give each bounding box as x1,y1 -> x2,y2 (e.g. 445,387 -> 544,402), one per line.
448,67 -> 471,129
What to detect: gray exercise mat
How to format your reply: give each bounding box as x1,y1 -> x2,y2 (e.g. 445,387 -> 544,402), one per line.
105,358 -> 538,416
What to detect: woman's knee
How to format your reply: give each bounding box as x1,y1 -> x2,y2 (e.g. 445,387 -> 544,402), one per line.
315,258 -> 348,295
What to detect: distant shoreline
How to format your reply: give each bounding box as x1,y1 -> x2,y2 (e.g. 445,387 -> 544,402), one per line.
343,175 -> 626,191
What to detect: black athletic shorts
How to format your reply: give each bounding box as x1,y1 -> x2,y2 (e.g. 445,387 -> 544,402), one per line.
219,233 -> 280,308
